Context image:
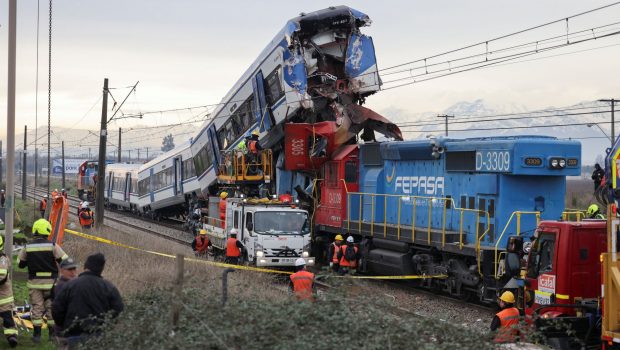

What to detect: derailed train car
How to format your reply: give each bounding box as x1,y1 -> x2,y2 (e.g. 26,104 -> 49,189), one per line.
313,136 -> 581,303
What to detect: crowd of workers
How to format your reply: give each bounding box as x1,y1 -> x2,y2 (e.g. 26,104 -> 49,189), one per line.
0,218 -> 122,348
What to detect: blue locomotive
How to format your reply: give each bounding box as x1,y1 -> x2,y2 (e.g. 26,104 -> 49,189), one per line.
315,135 -> 580,302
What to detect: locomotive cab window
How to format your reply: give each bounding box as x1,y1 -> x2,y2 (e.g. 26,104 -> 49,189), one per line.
265,66 -> 284,106
344,161 -> 357,183
527,232 -> 556,278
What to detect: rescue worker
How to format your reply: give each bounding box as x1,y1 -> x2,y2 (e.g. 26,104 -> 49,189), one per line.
337,236 -> 359,274
0,236 -> 18,347
0,189 -> 5,208
490,291 -> 520,343
327,234 -> 344,273
289,258 -> 315,301
18,218 -> 70,343
246,131 -> 263,175
225,229 -> 244,265
192,229 -> 211,258
51,189 -> 59,199
60,188 -> 67,199
592,163 -> 605,191
219,192 -> 228,229
79,202 -> 95,230
587,204 -> 605,219
39,195 -> 48,218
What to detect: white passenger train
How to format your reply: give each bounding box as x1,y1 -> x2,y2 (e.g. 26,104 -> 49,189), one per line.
103,163 -> 141,212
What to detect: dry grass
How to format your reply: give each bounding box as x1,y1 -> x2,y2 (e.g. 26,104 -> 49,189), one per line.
566,178 -> 597,210
59,226 -> 287,301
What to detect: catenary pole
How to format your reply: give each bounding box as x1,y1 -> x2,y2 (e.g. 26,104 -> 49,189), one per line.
95,78 -> 108,229
5,0 -> 17,262
21,126 -> 26,200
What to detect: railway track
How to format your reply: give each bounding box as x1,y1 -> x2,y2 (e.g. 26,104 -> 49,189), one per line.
16,185 -> 192,245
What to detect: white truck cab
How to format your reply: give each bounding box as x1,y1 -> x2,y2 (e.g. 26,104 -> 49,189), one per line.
204,197 -> 315,267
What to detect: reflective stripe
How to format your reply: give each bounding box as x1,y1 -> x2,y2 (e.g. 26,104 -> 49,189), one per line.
47,320 -> 55,326
35,272 -> 52,277
556,293 -> 570,300
60,254 -> 69,261
26,246 -> 53,252
32,319 -> 43,325
26,282 -> 53,290
3,329 -> 17,335
0,268 -> 7,277
27,243 -> 54,248
0,296 -> 14,305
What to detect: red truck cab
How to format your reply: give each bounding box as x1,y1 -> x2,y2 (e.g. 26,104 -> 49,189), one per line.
526,220 -> 606,316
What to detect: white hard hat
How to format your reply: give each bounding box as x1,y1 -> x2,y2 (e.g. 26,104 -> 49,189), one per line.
346,236 -> 354,243
81,202 -> 89,209
229,228 -> 238,235
294,258 -> 306,267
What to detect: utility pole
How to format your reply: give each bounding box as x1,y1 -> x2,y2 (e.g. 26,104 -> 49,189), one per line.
21,126 -> 26,199
34,147 -> 38,186
117,127 -> 121,163
146,147 -> 149,160
61,140 -> 65,189
127,149 -> 131,162
88,148 -> 91,159
0,141 -> 3,186
437,115 -> 454,136
96,78 -> 108,229
600,99 -> 618,145
5,0 -> 17,261
137,148 -> 140,161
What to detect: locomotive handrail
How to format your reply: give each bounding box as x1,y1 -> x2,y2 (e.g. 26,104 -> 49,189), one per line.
561,210 -> 584,221
345,192 -> 490,251
487,210 -> 540,279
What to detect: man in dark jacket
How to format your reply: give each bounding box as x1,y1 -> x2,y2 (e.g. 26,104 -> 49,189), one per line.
52,253 -> 124,343
592,163 -> 605,191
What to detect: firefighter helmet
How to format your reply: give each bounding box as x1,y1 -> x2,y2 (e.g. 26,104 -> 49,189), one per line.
587,204 -> 599,217
32,219 -> 52,236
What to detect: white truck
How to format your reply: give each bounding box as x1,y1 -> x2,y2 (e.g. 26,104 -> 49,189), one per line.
203,197 -> 315,267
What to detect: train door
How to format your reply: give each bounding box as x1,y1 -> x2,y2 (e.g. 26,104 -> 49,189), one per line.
107,172 -> 113,199
207,125 -> 220,169
173,157 -> 183,195
477,195 -> 496,243
124,173 -> 131,202
252,71 -> 272,132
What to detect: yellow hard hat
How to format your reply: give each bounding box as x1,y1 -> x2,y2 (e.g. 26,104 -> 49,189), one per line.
199,229 -> 207,235
499,291 -> 515,304
587,204 -> 599,216
252,130 -> 259,137
220,192 -> 228,199
32,218 -> 52,236
335,234 -> 344,241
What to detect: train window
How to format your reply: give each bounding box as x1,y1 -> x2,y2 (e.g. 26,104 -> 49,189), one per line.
344,161 -> 357,183
326,162 -> 338,186
478,198 -> 486,217
460,196 -> 466,209
265,66 -> 284,106
233,211 -> 239,229
183,159 -> 195,179
194,141 -> 214,176
131,179 -> 137,193
138,179 -> 149,195
445,195 -> 452,209
488,199 -> 495,218
468,197 -> 475,210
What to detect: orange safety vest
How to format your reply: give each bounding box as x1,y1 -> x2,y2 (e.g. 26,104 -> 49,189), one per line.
494,307 -> 520,343
226,238 -> 241,257
40,199 -> 47,211
195,236 -> 209,253
331,242 -> 341,263
290,270 -> 315,300
339,245 -> 358,268
219,200 -> 227,228
79,209 -> 94,227
51,191 -> 59,198
248,140 -> 258,154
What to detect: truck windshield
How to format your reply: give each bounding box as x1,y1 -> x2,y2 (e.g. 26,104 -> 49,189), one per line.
254,212 -> 309,235
527,232 -> 556,278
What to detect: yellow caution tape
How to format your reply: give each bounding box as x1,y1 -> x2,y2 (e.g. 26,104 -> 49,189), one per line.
64,229 -> 449,280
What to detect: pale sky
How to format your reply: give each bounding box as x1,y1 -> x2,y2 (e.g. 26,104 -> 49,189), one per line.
0,1 -> 619,152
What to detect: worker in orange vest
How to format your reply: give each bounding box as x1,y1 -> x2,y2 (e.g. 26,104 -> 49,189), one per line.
61,188 -> 68,198
246,131 -> 263,175
79,202 -> 95,230
39,195 -> 48,218
490,291 -> 520,343
337,236 -> 359,274
327,234 -> 344,273
225,229 -> 244,265
289,258 -> 315,301
192,229 -> 211,258
51,189 -> 59,199
219,192 -> 228,228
